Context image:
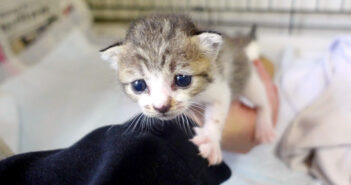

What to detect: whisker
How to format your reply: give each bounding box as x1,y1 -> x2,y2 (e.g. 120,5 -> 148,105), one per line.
182,114 -> 192,136
145,116 -> 149,132
107,125 -> 115,133
124,113 -> 141,134
189,101 -> 206,108
132,114 -> 143,132
185,111 -> 195,123
141,115 -> 147,132
188,108 -> 203,127
189,103 -> 206,109
178,115 -> 184,132
180,114 -> 187,136
189,106 -> 203,114
182,114 -> 188,133
147,116 -> 151,132
189,107 -> 204,118
140,116 -> 144,132
154,117 -> 161,133
189,105 -> 206,112
184,115 -> 194,136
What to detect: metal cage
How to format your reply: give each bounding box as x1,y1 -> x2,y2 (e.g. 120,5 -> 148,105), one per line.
86,0 -> 351,35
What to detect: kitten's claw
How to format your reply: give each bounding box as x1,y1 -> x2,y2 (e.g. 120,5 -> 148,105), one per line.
255,122 -> 275,144
191,127 -> 222,165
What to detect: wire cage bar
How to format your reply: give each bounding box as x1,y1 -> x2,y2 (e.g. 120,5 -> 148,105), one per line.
86,0 -> 351,34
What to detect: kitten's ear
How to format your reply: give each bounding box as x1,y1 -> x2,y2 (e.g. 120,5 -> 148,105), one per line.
100,42 -> 123,70
192,32 -> 223,58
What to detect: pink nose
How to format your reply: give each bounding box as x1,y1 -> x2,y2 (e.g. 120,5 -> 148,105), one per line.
153,104 -> 171,113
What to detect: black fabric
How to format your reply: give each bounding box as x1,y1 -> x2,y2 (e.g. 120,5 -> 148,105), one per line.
0,115 -> 231,185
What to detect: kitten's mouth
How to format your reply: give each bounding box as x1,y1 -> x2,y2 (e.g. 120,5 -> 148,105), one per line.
142,111 -> 179,120
150,110 -> 186,120
157,112 -> 179,120
160,105 -> 191,120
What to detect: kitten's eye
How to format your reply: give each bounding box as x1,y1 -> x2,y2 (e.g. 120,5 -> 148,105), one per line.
174,75 -> 192,88
131,79 -> 147,93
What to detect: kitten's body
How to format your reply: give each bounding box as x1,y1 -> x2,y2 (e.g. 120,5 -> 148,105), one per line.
101,14 -> 274,165
190,34 -> 274,164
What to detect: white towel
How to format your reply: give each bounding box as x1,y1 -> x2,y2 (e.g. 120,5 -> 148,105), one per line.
278,36 -> 351,185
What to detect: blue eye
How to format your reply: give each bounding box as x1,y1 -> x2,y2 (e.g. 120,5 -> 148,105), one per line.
175,75 -> 192,87
131,79 -> 147,93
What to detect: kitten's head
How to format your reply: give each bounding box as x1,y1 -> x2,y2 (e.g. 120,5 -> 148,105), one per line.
100,15 -> 222,120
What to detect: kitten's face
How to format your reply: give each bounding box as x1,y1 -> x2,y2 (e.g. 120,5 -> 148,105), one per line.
100,20 -> 222,120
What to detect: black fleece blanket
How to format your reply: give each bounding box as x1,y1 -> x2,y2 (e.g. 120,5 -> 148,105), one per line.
0,114 -> 231,185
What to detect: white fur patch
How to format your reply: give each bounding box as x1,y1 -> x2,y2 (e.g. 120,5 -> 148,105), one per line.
149,76 -> 171,108
245,41 -> 260,61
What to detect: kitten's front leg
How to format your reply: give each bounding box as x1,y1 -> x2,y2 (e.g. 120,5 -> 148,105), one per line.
191,82 -> 231,165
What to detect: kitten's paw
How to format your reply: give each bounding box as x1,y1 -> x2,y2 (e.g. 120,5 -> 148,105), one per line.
255,122 -> 275,144
191,127 -> 222,165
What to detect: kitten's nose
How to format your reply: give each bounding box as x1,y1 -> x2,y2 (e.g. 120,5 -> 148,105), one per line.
153,104 -> 171,113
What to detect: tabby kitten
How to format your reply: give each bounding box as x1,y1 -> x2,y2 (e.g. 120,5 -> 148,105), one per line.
100,14 -> 275,165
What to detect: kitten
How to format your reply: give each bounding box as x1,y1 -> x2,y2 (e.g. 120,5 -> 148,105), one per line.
100,14 -> 275,165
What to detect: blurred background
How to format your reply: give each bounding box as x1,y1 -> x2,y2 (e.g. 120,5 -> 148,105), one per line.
1,0 -> 351,184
